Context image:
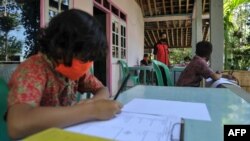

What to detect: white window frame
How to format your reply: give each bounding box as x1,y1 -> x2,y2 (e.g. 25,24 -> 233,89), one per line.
48,0 -> 70,20
120,20 -> 126,59
111,15 -> 127,63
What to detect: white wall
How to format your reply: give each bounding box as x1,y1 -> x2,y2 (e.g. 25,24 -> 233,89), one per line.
73,0 -> 93,15
111,0 -> 144,66
110,0 -> 144,95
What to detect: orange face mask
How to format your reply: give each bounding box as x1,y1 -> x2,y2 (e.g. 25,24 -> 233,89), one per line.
55,59 -> 93,81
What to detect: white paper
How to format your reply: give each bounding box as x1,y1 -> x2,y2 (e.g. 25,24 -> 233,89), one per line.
211,78 -> 239,88
122,98 -> 211,121
65,112 -> 182,141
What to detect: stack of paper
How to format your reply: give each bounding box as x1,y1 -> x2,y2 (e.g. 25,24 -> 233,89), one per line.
206,77 -> 239,88
66,112 -> 182,141
122,98 -> 211,121
65,98 -> 211,141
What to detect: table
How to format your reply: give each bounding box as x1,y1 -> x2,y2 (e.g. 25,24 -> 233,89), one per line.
128,65 -> 154,85
220,83 -> 250,103
117,85 -> 250,141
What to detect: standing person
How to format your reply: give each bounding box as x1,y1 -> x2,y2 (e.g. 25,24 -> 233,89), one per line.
153,32 -> 170,66
176,41 -> 222,87
153,32 -> 170,86
7,9 -> 121,139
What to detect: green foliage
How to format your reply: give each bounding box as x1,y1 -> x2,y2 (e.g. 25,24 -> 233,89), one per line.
20,0 -> 40,58
0,15 -> 18,33
7,36 -> 22,54
169,48 -> 191,64
0,0 -> 22,61
232,45 -> 250,69
224,0 -> 250,70
0,36 -> 22,61
0,0 -> 20,15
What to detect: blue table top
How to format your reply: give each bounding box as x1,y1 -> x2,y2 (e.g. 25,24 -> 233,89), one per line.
117,85 -> 250,141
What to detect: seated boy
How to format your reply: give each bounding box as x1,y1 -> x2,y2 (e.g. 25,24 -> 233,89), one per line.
176,41 -> 222,87
139,54 -> 152,84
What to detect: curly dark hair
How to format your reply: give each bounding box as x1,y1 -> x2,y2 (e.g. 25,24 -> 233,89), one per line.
195,41 -> 212,59
39,9 -> 107,66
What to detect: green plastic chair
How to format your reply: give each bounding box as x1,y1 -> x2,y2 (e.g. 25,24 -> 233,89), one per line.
171,66 -> 185,85
151,60 -> 174,86
0,78 -> 10,141
118,60 -> 139,86
0,63 -> 19,83
76,66 -> 94,102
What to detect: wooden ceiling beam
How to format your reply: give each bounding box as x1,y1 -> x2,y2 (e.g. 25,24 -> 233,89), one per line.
203,0 -> 206,13
202,13 -> 209,19
153,0 -> 160,37
157,30 -> 160,39
139,0 -> 145,16
191,1 -> 209,20
153,0 -> 157,15
192,1 -> 196,19
181,28 -> 183,47
185,0 -> 190,27
176,28 -> 179,47
147,0 -> 153,16
179,0 -> 182,14
171,28 -> 174,46
145,14 -> 191,22
151,30 -> 158,43
166,21 -> 169,28
170,0 -> 174,14
166,22 -> 170,45
145,27 -> 192,31
146,31 -> 154,46
166,29 -> 170,46
157,22 -> 160,29
145,36 -> 151,47
186,0 -> 189,13
144,14 -> 209,22
162,0 -> 166,14
185,28 -> 188,46
173,21 -> 176,28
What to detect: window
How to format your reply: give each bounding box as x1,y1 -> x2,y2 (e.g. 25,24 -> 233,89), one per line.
95,0 -> 101,4
48,0 -> 69,20
49,9 -> 57,19
92,2 -> 127,61
112,20 -> 119,58
120,12 -> 126,21
112,16 -> 127,60
111,6 -> 119,16
62,0 -> 69,6
103,0 -> 110,10
120,24 -> 126,59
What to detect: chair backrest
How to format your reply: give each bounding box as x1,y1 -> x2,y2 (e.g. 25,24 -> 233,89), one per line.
171,66 -> 185,85
118,60 -> 129,80
76,65 -> 94,101
90,65 -> 94,74
0,78 -> 10,140
0,63 -> 19,83
152,60 -> 174,86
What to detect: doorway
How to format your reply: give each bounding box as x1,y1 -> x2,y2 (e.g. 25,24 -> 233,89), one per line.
93,7 -> 107,85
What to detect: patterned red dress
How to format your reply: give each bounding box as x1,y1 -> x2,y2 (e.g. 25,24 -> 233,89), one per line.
8,53 -> 103,107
